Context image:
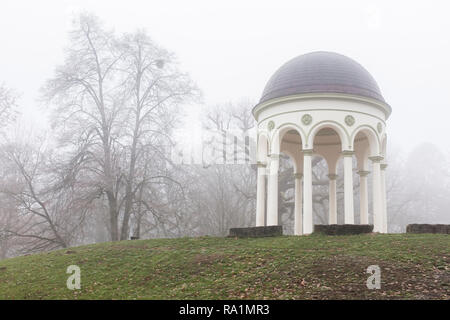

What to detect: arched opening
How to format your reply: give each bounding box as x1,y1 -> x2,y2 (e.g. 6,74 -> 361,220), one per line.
351,126 -> 380,157
264,125 -> 304,234
277,151 -> 295,234
307,121 -> 349,150
352,127 -> 380,227
279,129 -> 303,234
312,127 -> 344,226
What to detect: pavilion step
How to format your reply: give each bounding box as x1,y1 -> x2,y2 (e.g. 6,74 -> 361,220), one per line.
406,224 -> 450,234
229,226 -> 283,238
314,224 -> 374,235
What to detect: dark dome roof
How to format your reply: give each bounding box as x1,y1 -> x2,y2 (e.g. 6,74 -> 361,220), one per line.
260,51 -> 385,104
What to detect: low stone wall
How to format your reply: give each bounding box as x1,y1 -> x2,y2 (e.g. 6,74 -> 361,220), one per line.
229,226 -> 283,238
314,224 -> 374,235
406,224 -> 450,234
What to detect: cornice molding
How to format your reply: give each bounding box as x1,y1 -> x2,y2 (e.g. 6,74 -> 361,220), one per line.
252,92 -> 392,121
257,108 -> 386,127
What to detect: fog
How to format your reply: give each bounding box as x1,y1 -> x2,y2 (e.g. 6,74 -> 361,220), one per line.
2,0 -> 450,152
0,1 -> 449,258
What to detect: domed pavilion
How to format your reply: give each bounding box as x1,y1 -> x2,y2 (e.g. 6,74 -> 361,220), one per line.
253,51 -> 390,235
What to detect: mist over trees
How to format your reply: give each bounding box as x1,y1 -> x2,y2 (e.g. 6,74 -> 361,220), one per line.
0,13 -> 449,259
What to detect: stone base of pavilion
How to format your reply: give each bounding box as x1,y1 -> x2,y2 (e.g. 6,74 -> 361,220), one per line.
229,226 -> 283,238
314,224 -> 373,235
406,224 -> 450,234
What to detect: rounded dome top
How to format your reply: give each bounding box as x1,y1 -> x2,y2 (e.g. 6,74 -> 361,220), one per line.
260,51 -> 385,104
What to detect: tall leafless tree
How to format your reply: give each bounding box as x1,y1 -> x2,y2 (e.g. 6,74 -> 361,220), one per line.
43,13 -> 197,241
117,31 -> 197,240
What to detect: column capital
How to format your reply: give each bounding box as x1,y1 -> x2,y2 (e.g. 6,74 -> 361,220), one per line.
302,149 -> 314,155
256,161 -> 267,167
269,154 -> 280,160
369,155 -> 384,163
341,150 -> 355,157
294,172 -> 303,179
327,173 -> 338,180
357,170 -> 370,177
380,163 -> 388,170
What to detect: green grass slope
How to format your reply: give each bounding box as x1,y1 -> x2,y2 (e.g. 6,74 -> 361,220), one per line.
0,234 -> 448,299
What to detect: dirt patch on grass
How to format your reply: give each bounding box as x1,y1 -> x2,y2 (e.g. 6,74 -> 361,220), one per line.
192,253 -> 228,266
302,255 -> 449,299
109,244 -> 151,250
107,244 -> 178,253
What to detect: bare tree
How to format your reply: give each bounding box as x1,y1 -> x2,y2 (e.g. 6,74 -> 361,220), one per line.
0,84 -> 18,130
43,13 -> 197,241
117,31 -> 197,240
389,142 -> 450,230
0,191 -> 17,259
0,141 -> 93,253
43,14 -> 125,240
183,101 -> 256,236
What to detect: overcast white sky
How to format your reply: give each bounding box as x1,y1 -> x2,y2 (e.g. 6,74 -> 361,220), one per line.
1,0 -> 450,155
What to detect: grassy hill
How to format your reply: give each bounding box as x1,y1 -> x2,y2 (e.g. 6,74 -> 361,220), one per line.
0,234 -> 448,299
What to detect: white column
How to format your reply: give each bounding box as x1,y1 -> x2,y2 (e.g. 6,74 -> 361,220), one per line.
256,162 -> 266,227
370,156 -> 383,232
381,164 -> 388,233
266,154 -> 279,226
303,150 -> 313,234
327,173 -> 338,224
294,173 -> 303,235
358,170 -> 370,225
343,151 -> 355,224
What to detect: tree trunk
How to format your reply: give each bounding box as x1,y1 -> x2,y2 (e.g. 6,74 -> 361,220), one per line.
120,69 -> 142,241
107,191 -> 119,241
119,113 -> 140,240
